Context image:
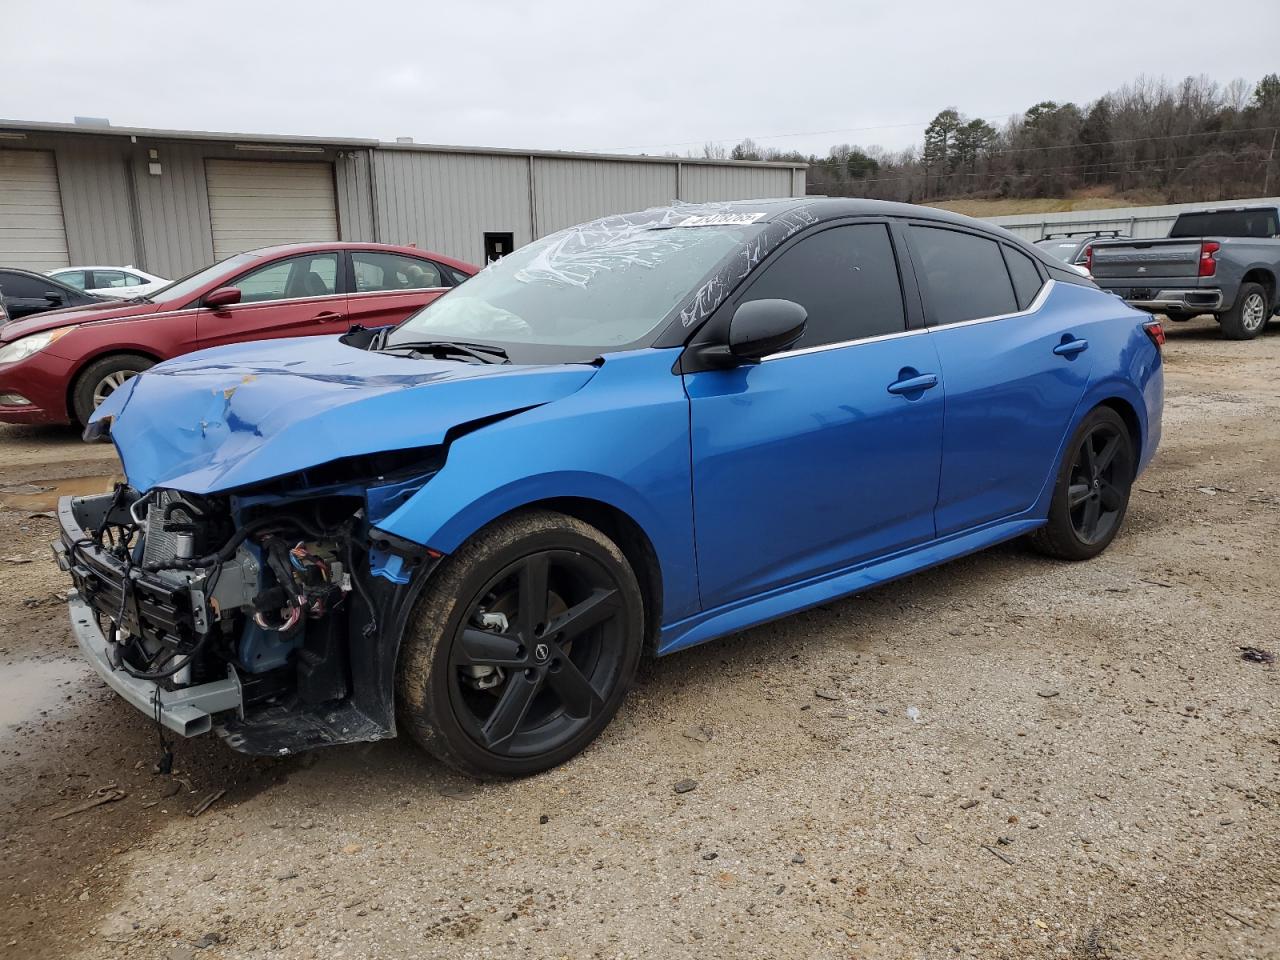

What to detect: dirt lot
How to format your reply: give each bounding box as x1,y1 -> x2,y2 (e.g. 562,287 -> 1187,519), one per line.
1,316 -> 1277,960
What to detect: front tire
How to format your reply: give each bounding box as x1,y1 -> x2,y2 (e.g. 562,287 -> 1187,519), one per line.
1218,283 -> 1269,341
71,353 -> 154,426
396,509 -> 644,778
1030,406 -> 1136,561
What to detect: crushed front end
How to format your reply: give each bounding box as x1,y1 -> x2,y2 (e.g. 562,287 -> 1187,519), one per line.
54,465 -> 441,755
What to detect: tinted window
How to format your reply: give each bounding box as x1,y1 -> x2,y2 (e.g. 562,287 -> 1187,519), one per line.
91,270 -> 135,289
352,251 -> 443,292
910,226 -> 1017,326
53,270 -> 88,289
0,272 -> 60,299
740,224 -> 906,350
1003,246 -> 1044,310
231,253 -> 339,303
1169,209 -> 1279,239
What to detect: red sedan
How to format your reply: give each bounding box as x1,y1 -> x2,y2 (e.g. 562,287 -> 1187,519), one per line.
0,242 -> 477,426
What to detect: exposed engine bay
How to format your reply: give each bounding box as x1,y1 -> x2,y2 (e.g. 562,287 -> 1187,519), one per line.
56,478 -> 441,755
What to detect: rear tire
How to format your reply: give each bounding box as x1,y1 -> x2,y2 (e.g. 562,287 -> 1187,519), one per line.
71,353 -> 154,426
1029,406 -> 1136,562
1218,283 -> 1268,341
396,509 -> 644,778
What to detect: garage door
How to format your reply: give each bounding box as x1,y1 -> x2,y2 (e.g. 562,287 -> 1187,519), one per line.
206,159 -> 338,261
0,150 -> 70,271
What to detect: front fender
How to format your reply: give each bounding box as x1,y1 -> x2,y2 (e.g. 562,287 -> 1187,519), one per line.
374,349 -> 701,623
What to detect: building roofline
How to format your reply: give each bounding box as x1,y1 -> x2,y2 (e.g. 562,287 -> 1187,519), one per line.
0,119 -> 808,169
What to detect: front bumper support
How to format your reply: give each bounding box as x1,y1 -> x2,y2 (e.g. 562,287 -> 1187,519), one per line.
69,592 -> 244,737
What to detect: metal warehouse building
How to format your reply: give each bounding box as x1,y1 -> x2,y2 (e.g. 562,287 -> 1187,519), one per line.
0,120 -> 807,277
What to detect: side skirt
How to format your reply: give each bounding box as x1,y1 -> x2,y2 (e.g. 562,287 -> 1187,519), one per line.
657,516 -> 1044,655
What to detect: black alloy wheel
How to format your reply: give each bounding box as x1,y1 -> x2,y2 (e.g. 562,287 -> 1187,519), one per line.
1066,421 -> 1132,546
397,510 -> 644,777
1030,405 -> 1135,561
448,549 -> 626,758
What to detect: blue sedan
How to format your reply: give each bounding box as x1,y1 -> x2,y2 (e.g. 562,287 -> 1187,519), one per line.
62,198 -> 1163,776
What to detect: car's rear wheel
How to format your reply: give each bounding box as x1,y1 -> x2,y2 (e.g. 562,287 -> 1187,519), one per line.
1030,406 -> 1136,561
1218,282 -> 1269,340
71,353 -> 154,426
397,509 -> 644,778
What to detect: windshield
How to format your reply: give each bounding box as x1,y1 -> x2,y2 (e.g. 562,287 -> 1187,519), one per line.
151,253 -> 260,304
1035,240 -> 1081,262
385,222 -> 755,360
1169,210 -> 1279,239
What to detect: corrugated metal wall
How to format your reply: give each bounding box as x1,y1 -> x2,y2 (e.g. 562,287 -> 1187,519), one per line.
372,150 -> 534,265
680,164 -> 795,203
0,126 -> 806,274
131,142 -> 215,278
52,139 -> 137,267
532,158 -> 678,235
984,196 -> 1280,241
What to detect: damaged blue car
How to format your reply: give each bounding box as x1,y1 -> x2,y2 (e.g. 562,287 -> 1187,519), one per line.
56,198 -> 1163,776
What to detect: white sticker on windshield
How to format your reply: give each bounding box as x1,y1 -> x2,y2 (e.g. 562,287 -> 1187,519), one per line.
676,213 -> 766,227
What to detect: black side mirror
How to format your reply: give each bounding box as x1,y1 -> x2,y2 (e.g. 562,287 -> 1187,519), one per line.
727,299 -> 807,363
45,291 -> 64,305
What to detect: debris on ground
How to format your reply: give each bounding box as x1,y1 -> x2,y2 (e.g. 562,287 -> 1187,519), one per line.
187,788 -> 225,817
1240,646 -> 1275,665
681,724 -> 713,742
48,785 -> 126,821
673,778 -> 698,794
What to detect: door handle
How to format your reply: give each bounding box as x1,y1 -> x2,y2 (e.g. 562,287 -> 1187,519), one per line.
1053,338 -> 1089,357
311,311 -> 344,324
886,373 -> 939,395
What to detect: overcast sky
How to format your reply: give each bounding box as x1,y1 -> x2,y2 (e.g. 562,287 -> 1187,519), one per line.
3,1 -> 1276,158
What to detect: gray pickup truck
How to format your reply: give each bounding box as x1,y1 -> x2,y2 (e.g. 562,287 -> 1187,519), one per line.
1089,206 -> 1279,340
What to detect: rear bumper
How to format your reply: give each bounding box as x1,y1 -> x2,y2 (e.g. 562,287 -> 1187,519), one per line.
1127,289 -> 1223,313
67,591 -> 244,736
1096,282 -> 1224,314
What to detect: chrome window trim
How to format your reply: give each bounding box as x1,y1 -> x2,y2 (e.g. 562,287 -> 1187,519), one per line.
761,279 -> 1055,362
346,287 -> 447,300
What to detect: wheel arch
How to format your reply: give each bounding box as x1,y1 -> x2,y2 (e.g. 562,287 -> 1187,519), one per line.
410,494 -> 665,656
1098,395 -> 1143,459
64,347 -> 164,423
1240,267 -> 1276,304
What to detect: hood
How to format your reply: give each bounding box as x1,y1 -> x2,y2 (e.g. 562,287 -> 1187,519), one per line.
93,335 -> 599,494
0,298 -> 160,341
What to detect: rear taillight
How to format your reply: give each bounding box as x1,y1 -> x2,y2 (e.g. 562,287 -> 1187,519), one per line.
1198,241 -> 1219,277
1143,319 -> 1166,349
1081,244 -> 1093,272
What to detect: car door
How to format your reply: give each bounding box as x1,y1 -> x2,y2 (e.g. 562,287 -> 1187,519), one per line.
345,250 -> 453,329
905,224 -> 1094,536
683,221 -> 945,610
195,251 -> 347,350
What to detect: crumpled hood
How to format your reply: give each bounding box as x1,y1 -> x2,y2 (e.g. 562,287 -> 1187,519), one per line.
93,335 -> 599,494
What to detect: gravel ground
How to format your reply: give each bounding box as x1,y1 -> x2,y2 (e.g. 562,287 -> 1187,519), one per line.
1,315 -> 1277,960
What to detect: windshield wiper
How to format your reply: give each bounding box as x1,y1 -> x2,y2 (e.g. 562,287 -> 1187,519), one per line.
383,339 -> 510,364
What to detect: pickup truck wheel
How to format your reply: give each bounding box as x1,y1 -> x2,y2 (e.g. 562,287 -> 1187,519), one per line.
1029,406 -> 1135,562
397,509 -> 644,778
1219,283 -> 1269,340
71,353 -> 154,426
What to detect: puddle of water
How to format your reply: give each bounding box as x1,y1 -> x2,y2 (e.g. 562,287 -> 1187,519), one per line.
0,475 -> 117,513
0,658 -> 95,734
